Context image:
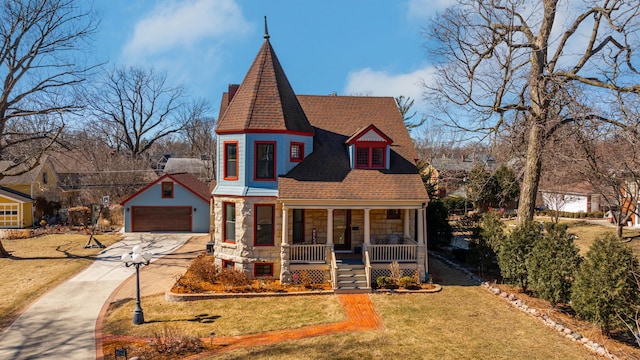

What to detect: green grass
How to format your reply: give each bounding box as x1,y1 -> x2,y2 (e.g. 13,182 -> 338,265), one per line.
0,233 -> 121,331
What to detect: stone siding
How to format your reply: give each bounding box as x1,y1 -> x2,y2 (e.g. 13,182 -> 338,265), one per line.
212,196 -> 281,278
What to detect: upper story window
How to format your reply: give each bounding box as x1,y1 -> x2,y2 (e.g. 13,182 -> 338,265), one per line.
255,142 -> 276,180
224,142 -> 238,180
161,182 -> 173,198
42,172 -> 48,184
355,146 -> 386,169
290,142 -> 304,162
345,124 -> 393,170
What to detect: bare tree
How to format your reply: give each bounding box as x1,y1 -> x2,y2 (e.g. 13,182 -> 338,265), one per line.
424,0 -> 640,225
0,0 -> 98,257
87,66 -> 189,158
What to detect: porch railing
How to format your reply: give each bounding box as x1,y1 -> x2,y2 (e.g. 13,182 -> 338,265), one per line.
368,241 -> 418,262
289,244 -> 328,263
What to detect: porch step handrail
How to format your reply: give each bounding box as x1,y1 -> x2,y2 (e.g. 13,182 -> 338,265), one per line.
330,249 -> 338,289
289,244 -> 328,263
363,244 -> 371,289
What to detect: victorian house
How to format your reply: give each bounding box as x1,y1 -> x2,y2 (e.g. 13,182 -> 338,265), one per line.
211,26 -> 429,291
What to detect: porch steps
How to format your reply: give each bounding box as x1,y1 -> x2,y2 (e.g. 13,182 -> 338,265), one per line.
334,262 -> 370,294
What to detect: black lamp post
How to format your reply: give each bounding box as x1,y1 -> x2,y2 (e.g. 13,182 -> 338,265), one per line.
121,245 -> 152,325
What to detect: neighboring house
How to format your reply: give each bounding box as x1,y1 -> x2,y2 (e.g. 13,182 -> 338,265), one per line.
48,150 -> 99,206
428,154 -> 497,198
0,158 -> 59,223
0,186 -> 34,228
121,173 -> 212,232
163,157 -> 214,184
539,181 -> 603,213
211,29 -> 429,291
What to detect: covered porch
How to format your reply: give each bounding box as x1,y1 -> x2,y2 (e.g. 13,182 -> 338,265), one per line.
278,201 -> 428,289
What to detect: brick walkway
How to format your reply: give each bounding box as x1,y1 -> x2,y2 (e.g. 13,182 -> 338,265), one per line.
185,294 -> 383,357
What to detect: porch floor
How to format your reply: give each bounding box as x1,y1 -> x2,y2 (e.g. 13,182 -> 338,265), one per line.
335,252 -> 363,265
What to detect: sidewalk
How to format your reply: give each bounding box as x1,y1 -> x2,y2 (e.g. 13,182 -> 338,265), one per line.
0,233 -> 197,360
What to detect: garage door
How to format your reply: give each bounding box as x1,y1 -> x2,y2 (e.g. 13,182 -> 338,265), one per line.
0,204 -> 20,228
132,207 -> 192,232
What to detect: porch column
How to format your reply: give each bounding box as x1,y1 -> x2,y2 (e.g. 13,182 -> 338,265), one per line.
364,208 -> 371,245
327,208 -> 334,246
281,206 -> 288,245
404,209 -> 410,240
417,208 -> 425,245
280,206 -> 292,284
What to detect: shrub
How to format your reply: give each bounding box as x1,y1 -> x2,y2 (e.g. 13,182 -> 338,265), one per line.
299,271 -> 313,288
388,261 -> 402,284
188,254 -> 217,283
571,234 -> 639,335
479,211 -> 506,252
149,325 -> 204,356
497,221 -> 541,292
526,223 -> 580,306
398,276 -> 418,289
215,267 -> 251,288
376,276 -> 397,289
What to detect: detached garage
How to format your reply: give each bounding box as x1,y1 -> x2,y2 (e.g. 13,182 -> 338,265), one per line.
121,173 -> 211,233
0,186 -> 33,229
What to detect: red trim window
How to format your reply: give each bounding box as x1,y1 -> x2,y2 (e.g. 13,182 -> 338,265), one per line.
255,141 -> 276,180
290,142 -> 304,162
254,263 -> 274,277
254,204 -> 274,246
224,141 -> 238,180
161,182 -> 174,198
223,202 -> 236,243
222,260 -> 235,269
355,145 -> 386,169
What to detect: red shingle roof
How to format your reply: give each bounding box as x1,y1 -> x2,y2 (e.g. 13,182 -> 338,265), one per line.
279,96 -> 427,201
216,39 -> 313,134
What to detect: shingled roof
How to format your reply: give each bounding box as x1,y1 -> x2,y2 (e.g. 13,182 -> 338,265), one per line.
216,36 -> 313,134
279,95 -> 427,201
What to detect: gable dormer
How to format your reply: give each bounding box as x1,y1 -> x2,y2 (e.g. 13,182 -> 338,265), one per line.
345,124 -> 393,170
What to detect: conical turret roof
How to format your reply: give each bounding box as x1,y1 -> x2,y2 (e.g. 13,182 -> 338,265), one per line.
216,35 -> 313,134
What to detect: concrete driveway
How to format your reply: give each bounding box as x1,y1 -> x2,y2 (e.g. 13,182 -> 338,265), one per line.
0,233 -> 196,360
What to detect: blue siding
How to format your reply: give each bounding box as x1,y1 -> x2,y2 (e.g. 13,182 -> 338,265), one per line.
215,133 -> 312,196
217,134 -> 246,188
123,182 -> 210,232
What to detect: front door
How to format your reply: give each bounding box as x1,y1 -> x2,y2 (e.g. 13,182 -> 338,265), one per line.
333,209 -> 351,251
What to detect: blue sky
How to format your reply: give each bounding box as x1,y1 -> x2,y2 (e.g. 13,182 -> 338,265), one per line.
92,0 -> 451,117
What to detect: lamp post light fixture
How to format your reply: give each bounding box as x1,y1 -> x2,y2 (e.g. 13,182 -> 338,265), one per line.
121,245 -> 152,325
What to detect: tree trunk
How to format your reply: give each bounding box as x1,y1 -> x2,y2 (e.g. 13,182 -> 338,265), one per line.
517,123 -> 544,225
616,224 -> 624,240
0,240 -> 10,258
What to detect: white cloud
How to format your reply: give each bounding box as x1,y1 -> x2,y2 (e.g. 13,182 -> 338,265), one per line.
406,0 -> 457,20
343,66 -> 436,110
123,0 -> 249,60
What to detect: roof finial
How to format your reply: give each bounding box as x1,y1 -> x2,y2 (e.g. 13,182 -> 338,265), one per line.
263,16 -> 270,40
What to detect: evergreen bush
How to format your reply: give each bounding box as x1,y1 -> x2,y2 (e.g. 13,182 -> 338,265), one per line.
526,223 -> 580,306
571,234 -> 639,334
497,221 -> 541,292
